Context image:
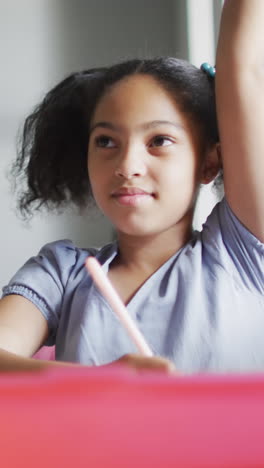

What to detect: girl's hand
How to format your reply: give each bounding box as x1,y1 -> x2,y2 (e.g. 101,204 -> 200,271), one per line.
113,353 -> 176,374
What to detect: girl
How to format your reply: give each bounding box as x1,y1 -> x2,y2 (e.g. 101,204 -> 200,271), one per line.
0,0 -> 263,373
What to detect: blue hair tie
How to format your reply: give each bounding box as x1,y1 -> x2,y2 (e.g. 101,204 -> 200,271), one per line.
201,62 -> 216,78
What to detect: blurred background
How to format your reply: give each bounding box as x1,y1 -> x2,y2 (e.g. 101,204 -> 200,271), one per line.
0,0 -> 223,288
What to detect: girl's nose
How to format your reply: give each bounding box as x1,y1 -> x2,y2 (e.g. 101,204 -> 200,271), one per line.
114,145 -> 147,179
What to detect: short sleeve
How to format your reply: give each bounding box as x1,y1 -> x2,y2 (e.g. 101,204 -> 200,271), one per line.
202,198 -> 264,294
1,240 -> 81,345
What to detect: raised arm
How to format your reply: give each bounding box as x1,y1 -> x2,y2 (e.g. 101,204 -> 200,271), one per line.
216,0 -> 264,242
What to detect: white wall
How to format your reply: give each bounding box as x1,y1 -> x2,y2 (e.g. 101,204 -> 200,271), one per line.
0,0 -> 221,289
182,0 -> 222,230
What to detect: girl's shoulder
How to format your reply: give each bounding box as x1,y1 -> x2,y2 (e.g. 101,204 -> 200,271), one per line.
36,238 -> 117,271
199,197 -> 264,294
38,238 -> 98,262
202,197 -> 264,253
2,239 -> 117,308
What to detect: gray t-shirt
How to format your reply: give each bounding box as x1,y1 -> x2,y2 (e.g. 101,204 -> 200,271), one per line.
2,198 -> 264,373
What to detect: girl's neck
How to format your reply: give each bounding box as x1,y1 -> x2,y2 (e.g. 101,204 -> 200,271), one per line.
108,221 -> 194,305
112,224 -> 193,274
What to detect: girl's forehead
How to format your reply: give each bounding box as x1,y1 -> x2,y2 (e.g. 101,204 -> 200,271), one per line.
99,74 -> 172,103
92,74 -> 187,126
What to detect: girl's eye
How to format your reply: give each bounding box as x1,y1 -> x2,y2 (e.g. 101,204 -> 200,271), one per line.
150,136 -> 174,147
95,135 -> 116,148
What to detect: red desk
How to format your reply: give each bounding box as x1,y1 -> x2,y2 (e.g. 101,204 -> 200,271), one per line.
1,367 -> 264,467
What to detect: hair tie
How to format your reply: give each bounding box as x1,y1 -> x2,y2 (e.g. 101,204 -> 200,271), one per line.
200,62 -> 216,78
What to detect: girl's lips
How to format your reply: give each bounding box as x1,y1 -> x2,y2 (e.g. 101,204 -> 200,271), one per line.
112,187 -> 150,196
111,187 -> 154,206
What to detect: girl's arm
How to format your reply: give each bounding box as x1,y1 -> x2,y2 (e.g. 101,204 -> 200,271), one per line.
0,295 -> 60,371
0,295 -> 49,358
216,0 -> 264,242
0,296 -> 174,373
0,295 -> 79,371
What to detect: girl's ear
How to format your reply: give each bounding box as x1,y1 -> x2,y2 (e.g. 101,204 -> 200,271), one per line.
200,143 -> 222,184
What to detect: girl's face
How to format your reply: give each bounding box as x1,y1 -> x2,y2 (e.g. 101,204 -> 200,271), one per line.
88,74 -> 207,240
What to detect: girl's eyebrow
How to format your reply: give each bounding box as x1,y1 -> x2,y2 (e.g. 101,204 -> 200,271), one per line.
89,120 -> 185,134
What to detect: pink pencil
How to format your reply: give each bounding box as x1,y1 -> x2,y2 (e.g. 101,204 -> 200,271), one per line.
85,257 -> 153,357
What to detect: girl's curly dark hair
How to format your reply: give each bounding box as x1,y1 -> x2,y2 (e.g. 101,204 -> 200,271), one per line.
12,57 -> 219,218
